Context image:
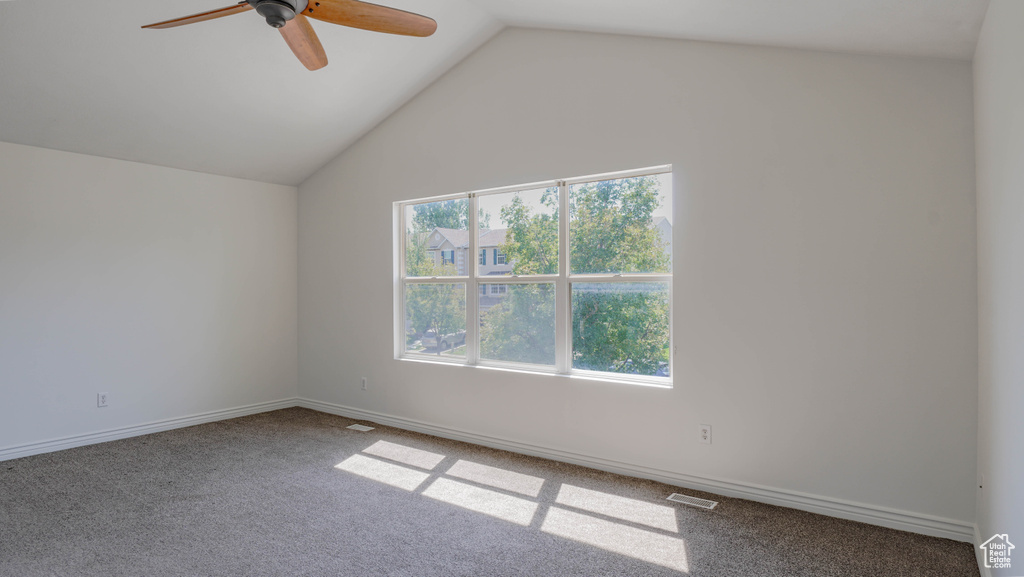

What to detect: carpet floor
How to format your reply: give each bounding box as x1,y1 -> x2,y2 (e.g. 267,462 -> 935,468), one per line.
0,408 -> 979,576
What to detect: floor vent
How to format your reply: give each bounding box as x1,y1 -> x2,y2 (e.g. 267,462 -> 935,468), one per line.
346,424 -> 375,432
667,493 -> 718,510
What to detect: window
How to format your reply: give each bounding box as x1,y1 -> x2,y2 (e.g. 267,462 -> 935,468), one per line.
397,166 -> 672,384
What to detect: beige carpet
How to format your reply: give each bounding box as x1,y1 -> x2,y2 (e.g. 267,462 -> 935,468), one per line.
0,408 -> 979,576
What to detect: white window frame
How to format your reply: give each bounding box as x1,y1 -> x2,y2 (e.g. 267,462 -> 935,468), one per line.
395,165 -> 672,386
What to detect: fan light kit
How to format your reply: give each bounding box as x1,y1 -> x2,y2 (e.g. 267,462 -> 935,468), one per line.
142,0 -> 437,71
252,0 -> 307,29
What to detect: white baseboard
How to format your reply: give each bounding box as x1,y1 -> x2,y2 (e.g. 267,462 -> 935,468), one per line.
296,397 -> 975,543
0,398 -> 299,462
0,396 -> 977,544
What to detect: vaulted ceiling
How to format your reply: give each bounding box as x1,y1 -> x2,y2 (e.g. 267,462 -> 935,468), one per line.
0,0 -> 988,186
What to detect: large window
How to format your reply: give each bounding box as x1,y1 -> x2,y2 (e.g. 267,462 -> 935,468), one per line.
397,166 -> 672,384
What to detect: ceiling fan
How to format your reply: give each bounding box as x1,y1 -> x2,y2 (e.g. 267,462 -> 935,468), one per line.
142,0 -> 437,71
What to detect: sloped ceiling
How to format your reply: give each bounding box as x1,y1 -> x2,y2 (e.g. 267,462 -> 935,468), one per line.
474,0 -> 989,61
0,0 -> 988,186
0,0 -> 500,186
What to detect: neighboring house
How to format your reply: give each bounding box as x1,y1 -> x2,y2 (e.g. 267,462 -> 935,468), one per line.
427,219 -> 672,275
425,219 -> 672,310
425,227 -> 511,312
426,227 -> 512,277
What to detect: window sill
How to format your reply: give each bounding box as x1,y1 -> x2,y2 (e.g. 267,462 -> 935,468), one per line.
397,355 -> 673,389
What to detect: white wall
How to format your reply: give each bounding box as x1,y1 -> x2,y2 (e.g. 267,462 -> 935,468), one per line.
299,29 -> 977,531
974,0 -> 1024,569
0,142 -> 298,450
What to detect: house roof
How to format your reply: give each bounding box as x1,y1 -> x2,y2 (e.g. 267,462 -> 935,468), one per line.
480,229 -> 508,247
430,227 -> 506,249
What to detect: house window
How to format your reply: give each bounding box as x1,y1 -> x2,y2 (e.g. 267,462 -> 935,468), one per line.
397,166 -> 672,383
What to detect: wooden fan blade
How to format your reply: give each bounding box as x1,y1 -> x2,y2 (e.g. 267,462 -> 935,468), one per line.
280,14 -> 328,70
142,2 -> 253,29
305,0 -> 436,37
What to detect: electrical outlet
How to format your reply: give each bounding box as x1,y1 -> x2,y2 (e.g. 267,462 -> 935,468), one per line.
361,377 -> 368,391
97,393 -> 109,408
698,424 -> 711,444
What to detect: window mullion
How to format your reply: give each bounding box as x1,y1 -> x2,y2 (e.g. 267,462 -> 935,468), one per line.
555,180 -> 570,374
395,204 -> 406,359
467,193 -> 479,365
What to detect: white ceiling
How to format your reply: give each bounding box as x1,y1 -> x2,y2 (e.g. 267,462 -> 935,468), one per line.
475,0 -> 990,61
0,0 -> 500,186
0,0 -> 989,186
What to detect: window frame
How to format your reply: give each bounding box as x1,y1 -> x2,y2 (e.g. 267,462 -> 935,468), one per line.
395,165 -> 672,386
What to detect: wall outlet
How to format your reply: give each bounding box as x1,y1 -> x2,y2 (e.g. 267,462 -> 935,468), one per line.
361,377 -> 368,391
698,424 -> 712,444
97,393 -> 109,408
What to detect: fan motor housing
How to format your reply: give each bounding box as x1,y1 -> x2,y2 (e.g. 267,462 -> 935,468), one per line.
247,0 -> 309,28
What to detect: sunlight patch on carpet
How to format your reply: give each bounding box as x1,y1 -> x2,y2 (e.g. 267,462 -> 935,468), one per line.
556,484 -> 678,532
334,454 -> 430,491
445,460 -> 545,497
362,440 -> 446,470
541,506 -> 688,573
422,478 -> 539,526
